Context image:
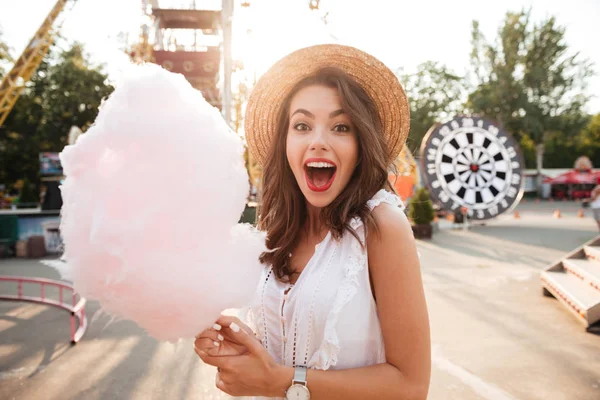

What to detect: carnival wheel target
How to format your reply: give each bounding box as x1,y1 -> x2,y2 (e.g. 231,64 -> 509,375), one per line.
420,116 -> 524,220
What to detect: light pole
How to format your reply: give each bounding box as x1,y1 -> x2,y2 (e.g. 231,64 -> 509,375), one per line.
536,143 -> 544,198
222,0 -> 234,126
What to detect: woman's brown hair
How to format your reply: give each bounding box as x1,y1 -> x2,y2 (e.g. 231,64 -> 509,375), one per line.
258,67 -> 396,282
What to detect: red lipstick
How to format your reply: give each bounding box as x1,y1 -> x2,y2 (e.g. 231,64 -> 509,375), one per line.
303,158 -> 337,193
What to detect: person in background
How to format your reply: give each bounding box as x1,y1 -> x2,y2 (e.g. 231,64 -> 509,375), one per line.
591,183 -> 600,231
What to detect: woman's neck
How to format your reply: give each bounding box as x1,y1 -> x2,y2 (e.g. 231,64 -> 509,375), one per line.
305,202 -> 325,237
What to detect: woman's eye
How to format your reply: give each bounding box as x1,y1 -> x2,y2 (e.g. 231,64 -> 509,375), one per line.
294,122 -> 310,131
333,124 -> 351,133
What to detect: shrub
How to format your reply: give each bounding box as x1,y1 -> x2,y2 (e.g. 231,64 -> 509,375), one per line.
408,187 -> 435,225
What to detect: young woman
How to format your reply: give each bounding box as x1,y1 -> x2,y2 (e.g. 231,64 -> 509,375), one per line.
194,44 -> 430,400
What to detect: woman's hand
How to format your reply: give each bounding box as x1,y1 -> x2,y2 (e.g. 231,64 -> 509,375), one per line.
193,315 -> 255,357
194,316 -> 292,397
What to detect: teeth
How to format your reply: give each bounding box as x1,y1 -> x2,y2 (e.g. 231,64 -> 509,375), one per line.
306,161 -> 335,168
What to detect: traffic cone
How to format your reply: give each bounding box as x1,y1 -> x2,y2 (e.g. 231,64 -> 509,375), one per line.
554,209 -> 562,218
514,211 -> 520,219
577,209 -> 584,218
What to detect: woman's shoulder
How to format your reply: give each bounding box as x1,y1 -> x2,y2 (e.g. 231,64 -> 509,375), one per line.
364,189 -> 413,249
366,190 -> 408,231
368,200 -> 411,239
347,189 -> 407,234
366,194 -> 418,273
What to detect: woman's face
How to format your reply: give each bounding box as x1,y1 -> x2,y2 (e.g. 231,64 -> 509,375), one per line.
286,84 -> 359,208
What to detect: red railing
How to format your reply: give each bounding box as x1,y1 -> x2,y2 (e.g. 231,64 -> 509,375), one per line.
0,276 -> 87,344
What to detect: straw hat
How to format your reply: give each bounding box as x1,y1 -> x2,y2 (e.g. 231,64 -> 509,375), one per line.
244,44 -> 410,166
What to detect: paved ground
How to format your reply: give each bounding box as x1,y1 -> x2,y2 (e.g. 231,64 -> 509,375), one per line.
0,200 -> 599,400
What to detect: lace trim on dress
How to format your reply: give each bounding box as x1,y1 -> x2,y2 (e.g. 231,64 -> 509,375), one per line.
312,189 -> 402,370
366,189 -> 405,211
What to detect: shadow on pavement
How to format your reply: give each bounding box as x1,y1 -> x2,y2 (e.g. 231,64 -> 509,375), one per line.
586,322 -> 600,336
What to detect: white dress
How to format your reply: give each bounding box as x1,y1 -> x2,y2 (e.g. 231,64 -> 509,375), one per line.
246,189 -> 404,399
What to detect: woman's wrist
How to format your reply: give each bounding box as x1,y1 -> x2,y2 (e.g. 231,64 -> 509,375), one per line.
268,365 -> 294,397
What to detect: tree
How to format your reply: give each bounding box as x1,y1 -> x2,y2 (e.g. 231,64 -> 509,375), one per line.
36,43 -> 114,149
468,15 -> 529,137
18,177 -> 38,207
0,42 -> 114,191
467,10 -> 593,167
399,62 -> 465,154
577,113 -> 600,166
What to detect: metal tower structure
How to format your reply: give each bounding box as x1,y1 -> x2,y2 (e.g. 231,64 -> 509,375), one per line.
0,0 -> 76,126
133,0 -> 233,118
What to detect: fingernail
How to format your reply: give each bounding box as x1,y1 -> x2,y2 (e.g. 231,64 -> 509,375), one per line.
217,334 -> 224,341
213,324 -> 222,331
213,341 -> 220,347
230,322 -> 240,333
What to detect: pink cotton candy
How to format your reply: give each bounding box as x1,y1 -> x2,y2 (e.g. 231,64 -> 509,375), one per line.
50,63 -> 266,341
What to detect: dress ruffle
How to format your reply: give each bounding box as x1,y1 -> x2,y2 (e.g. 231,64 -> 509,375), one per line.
367,188 -> 405,211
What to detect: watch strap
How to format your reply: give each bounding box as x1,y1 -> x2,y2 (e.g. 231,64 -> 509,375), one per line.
293,366 -> 308,385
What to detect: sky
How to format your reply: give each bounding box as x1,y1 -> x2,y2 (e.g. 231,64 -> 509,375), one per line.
1,0 -> 599,113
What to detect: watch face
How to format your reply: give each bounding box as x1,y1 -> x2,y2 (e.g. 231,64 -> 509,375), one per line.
420,116 -> 524,221
286,384 -> 310,400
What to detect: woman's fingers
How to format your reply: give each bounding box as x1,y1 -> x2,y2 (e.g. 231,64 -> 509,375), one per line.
194,335 -> 249,358
222,321 -> 264,355
215,315 -> 256,338
195,326 -> 225,341
194,337 -> 221,353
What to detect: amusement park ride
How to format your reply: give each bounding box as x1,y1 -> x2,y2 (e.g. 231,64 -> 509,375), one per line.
0,0 -> 73,127
133,0 -> 227,110
0,0 -> 233,127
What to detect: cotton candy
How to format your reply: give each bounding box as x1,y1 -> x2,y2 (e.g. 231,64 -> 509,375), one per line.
49,63 -> 266,341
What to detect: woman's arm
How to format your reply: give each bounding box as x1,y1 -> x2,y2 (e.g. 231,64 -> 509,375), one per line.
271,362 -> 428,400
271,203 -> 431,399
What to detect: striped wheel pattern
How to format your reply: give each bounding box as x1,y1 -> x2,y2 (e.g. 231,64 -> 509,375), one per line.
420,116 -> 524,221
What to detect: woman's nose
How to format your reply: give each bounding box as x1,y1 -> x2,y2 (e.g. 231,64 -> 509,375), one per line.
309,128 -> 329,151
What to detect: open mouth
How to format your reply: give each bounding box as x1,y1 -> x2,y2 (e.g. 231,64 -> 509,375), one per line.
304,159 -> 337,192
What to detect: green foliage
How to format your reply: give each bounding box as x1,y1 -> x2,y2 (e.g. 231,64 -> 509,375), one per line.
408,188 -> 435,226
399,62 -> 466,154
466,10 -> 594,168
518,133 -> 536,169
399,11 -> 595,169
576,113 -> 600,166
0,41 -> 114,192
18,177 -> 38,206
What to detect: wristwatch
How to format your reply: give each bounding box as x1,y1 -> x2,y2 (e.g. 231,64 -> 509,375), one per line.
285,366 -> 310,399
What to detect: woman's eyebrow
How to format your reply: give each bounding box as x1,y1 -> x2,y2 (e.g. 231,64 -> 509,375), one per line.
329,109 -> 345,118
291,109 -> 315,118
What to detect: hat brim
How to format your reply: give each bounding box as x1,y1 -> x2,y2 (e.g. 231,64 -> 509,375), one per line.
245,44 -> 410,166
